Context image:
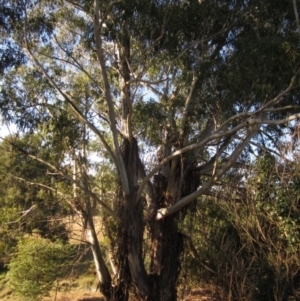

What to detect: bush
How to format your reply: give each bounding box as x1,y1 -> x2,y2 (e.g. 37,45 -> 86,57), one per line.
180,154 -> 300,301
0,228 -> 18,271
8,236 -> 76,301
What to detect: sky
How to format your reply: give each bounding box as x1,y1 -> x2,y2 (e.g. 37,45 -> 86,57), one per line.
0,122 -> 17,138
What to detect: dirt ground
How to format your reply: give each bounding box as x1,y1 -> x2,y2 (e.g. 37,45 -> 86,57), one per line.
42,286 -> 224,301
43,289 -> 104,301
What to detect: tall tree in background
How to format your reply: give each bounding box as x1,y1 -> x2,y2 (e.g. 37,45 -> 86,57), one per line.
0,0 -> 299,300
0,134 -> 71,269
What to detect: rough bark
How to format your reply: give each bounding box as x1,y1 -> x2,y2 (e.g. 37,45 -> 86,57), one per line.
147,158 -> 198,301
116,138 -> 149,300
150,215 -> 183,301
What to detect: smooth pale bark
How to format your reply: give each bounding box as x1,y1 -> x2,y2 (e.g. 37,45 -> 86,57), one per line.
94,0 -> 130,196
86,217 -> 112,300
103,221 -> 118,276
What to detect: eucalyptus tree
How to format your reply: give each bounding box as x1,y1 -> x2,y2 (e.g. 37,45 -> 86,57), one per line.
0,134 -> 71,235
0,0 -> 299,300
0,134 -> 71,270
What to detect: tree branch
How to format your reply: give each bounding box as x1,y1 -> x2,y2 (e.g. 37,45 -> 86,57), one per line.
23,42 -> 117,168
293,0 -> 300,33
94,0 -> 130,194
7,204 -> 37,224
136,121 -> 248,201
254,74 -> 298,114
217,74 -> 298,132
156,124 -> 260,219
247,113 -> 300,126
2,138 -> 117,217
10,174 -> 66,195
65,0 -> 93,17
180,72 -> 199,146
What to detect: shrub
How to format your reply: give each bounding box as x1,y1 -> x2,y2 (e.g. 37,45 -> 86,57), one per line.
8,236 -> 75,301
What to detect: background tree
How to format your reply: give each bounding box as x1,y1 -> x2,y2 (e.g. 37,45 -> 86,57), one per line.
0,135 -> 72,270
0,0 -> 299,300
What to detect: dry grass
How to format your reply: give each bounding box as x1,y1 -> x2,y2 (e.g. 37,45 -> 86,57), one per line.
63,216 -> 104,244
43,288 -> 104,301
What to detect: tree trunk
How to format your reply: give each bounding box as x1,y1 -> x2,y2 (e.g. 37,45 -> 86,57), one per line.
84,137 -> 198,301
79,157 -> 113,301
150,216 -> 183,301
147,170 -> 184,301
86,214 -> 112,300
113,138 -> 149,301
